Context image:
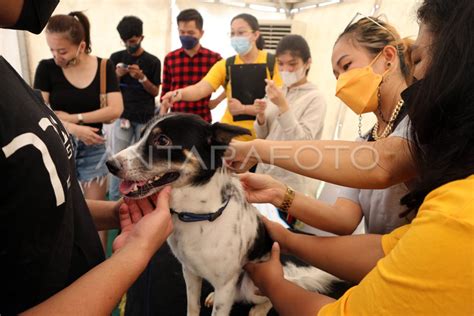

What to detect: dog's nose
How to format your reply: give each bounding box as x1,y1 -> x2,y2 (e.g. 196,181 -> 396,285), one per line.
106,158 -> 122,175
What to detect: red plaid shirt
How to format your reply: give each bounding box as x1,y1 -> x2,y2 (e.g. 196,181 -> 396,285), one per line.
161,46 -> 222,122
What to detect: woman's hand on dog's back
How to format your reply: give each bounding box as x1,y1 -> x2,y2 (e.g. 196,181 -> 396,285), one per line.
112,186 -> 174,256
239,173 -> 286,206
244,241 -> 285,297
259,216 -> 292,254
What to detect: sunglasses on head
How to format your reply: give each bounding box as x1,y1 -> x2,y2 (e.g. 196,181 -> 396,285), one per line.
345,12 -> 397,40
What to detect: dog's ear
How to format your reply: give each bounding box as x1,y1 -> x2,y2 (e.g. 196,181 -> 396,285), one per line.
210,122 -> 251,145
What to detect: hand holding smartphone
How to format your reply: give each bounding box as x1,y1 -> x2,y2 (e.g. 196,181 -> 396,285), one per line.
117,63 -> 129,69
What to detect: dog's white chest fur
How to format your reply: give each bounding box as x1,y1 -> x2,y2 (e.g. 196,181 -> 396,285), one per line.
167,172 -> 259,287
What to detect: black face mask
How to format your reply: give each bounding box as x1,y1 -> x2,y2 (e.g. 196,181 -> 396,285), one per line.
10,0 -> 59,34
401,78 -> 423,103
126,42 -> 141,55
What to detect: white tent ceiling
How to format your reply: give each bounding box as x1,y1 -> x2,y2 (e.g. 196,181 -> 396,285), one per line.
199,0 -> 345,16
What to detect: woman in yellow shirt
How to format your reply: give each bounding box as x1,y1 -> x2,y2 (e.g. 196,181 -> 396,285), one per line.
242,0 -> 474,315
161,13 -> 281,141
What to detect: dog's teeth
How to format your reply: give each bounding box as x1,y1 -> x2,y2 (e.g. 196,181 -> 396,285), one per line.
132,184 -> 138,192
153,176 -> 161,181
147,180 -> 153,184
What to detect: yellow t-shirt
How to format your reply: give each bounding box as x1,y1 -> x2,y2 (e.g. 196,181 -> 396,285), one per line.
203,50 -> 282,141
318,175 -> 474,316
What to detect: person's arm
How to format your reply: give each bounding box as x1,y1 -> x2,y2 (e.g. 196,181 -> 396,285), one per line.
228,137 -> 415,189
0,0 -> 23,27
283,194 -> 363,236
56,91 -> 123,124
128,64 -> 160,97
39,90 -> 105,145
245,243 -> 335,316
170,80 -> 215,102
240,173 -> 363,235
161,58 -> 225,110
139,75 -> 159,97
254,102 -> 269,139
63,122 -> 105,145
228,98 -> 261,116
40,91 -> 50,104
20,187 -> 173,316
86,199 -> 121,231
262,216 -> 384,283
208,90 -> 226,109
160,80 -> 215,114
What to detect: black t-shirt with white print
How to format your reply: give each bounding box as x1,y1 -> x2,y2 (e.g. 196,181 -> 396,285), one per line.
0,56 -> 104,315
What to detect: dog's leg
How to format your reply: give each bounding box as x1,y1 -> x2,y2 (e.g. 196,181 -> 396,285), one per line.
183,266 -> 203,316
249,301 -> 272,316
211,280 -> 238,316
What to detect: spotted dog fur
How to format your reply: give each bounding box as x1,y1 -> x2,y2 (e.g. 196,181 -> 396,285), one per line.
107,114 -> 336,316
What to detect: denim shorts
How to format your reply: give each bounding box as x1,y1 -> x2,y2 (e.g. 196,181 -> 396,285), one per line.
73,139 -> 109,183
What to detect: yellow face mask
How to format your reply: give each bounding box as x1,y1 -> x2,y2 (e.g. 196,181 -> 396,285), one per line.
335,51 -> 389,114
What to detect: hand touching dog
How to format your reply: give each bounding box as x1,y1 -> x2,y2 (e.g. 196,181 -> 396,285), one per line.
238,172 -> 286,206
245,242 -> 284,297
113,186 -> 174,255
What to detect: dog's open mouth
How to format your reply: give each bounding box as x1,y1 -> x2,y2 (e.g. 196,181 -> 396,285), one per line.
119,172 -> 180,198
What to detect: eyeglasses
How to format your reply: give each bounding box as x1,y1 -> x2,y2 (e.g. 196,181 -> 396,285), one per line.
345,12 -> 397,41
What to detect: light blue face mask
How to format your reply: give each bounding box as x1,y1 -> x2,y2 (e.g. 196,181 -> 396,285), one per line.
231,36 -> 252,55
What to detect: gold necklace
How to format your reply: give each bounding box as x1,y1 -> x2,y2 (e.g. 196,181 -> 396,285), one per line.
372,99 -> 405,140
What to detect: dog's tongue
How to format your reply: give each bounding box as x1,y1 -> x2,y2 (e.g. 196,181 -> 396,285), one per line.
119,180 -> 147,195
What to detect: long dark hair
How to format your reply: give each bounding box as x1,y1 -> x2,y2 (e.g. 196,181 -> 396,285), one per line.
401,0 -> 474,212
231,13 -> 265,50
46,11 -> 91,53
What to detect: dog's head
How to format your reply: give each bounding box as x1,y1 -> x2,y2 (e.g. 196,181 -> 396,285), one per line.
106,113 -> 251,199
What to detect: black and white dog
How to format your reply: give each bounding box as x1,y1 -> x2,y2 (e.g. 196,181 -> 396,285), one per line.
107,114 -> 337,316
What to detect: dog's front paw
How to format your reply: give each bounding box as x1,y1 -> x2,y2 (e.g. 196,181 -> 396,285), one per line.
248,301 -> 272,316
204,292 -> 214,308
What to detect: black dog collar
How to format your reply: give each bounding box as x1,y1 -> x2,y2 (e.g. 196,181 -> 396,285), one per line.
170,196 -> 231,222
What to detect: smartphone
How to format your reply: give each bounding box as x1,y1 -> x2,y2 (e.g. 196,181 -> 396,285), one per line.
117,63 -> 129,69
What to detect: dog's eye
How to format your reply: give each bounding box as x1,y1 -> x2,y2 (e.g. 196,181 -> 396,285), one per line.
154,134 -> 171,146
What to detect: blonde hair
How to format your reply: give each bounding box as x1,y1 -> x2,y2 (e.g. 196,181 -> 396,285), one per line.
338,17 -> 414,84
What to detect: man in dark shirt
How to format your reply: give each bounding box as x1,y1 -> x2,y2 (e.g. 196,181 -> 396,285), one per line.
109,16 -> 161,201
1,2 -> 173,314
160,9 -> 222,123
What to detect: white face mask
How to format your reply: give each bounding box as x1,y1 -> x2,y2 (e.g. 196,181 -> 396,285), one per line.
280,66 -> 306,87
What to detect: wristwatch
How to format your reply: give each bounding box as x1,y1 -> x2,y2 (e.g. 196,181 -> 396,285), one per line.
77,113 -> 84,125
138,75 -> 148,83
279,185 -> 295,213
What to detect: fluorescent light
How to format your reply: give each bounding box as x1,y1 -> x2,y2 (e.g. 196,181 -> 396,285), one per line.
290,8 -> 299,14
220,0 -> 246,7
249,4 -> 278,12
318,0 -> 340,7
299,4 -> 318,11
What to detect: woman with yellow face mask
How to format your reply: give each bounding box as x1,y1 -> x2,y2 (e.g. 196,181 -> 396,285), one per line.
227,16 -> 416,236
333,15 -> 413,140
